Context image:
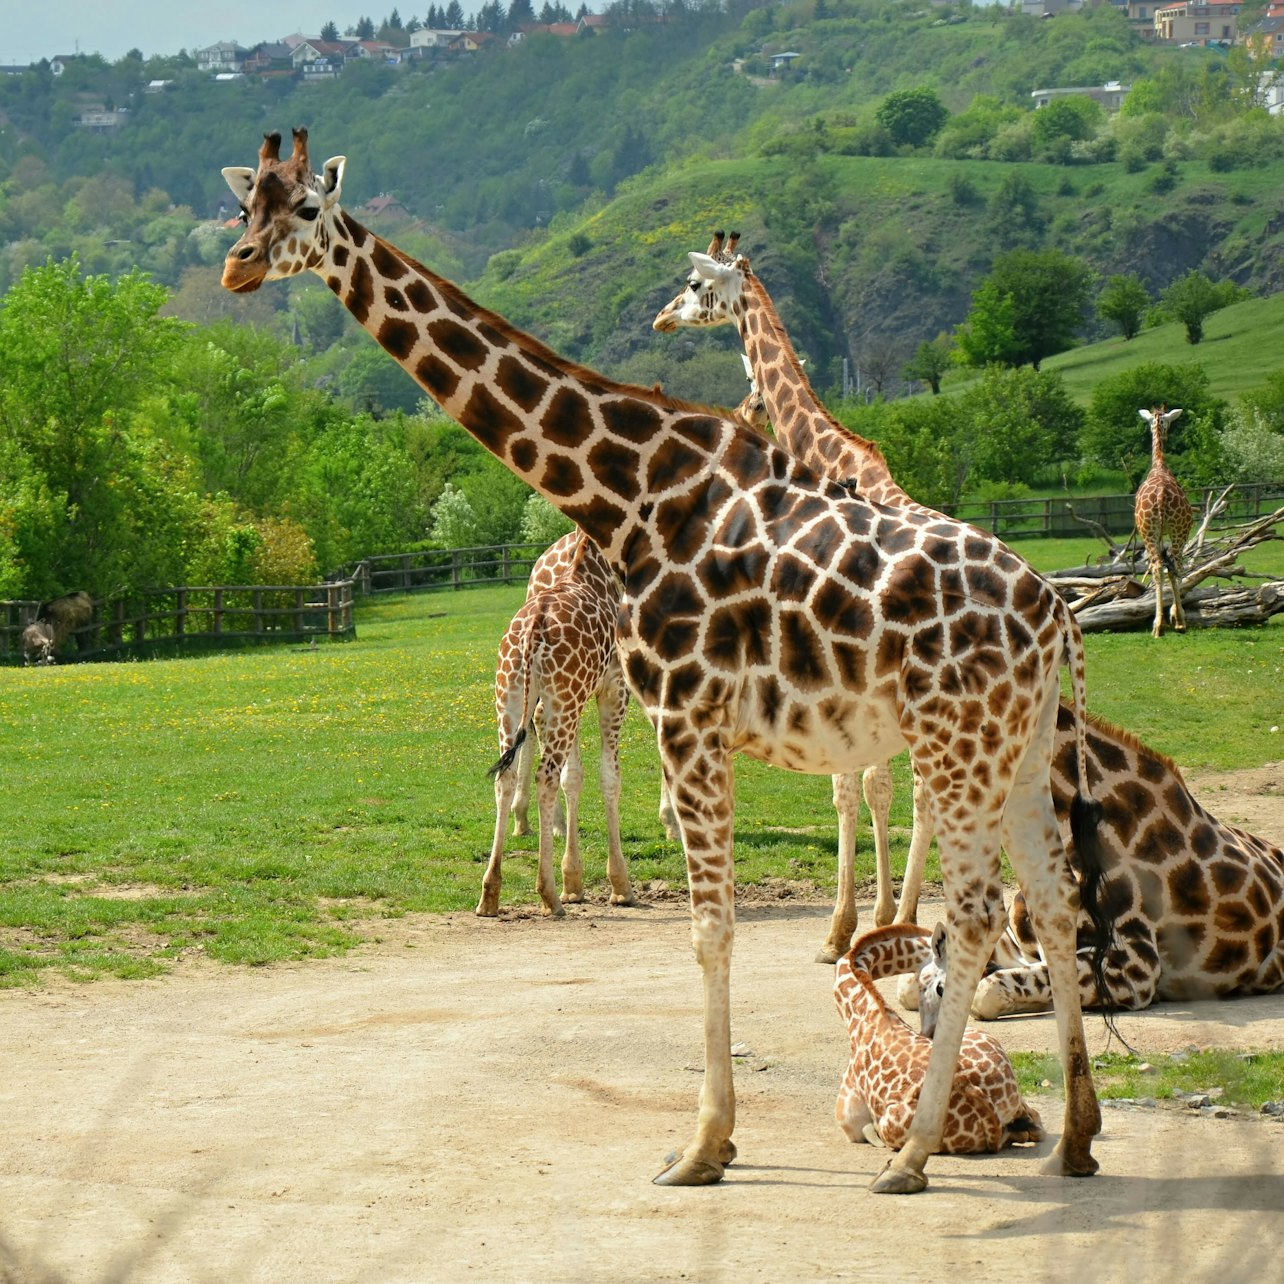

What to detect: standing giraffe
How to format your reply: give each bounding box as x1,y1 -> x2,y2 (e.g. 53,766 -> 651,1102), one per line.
653,236 -> 1284,1012
220,129 -> 1113,1193
835,925 -> 1043,1153
479,529 -> 635,917
1134,406 -> 1192,638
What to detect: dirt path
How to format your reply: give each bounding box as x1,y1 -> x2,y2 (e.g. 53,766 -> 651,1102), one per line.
2,767 -> 1282,1284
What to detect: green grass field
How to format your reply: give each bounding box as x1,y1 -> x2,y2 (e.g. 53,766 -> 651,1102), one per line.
1,535 -> 1282,988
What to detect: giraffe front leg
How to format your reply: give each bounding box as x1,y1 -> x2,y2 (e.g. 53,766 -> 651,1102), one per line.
864,762 -> 896,927
818,772 -> 860,963
477,766 -> 517,917
873,812 -> 1007,1194
535,753 -> 566,917
559,741 -> 585,903
1149,556 -> 1165,638
1167,561 -> 1187,632
652,725 -> 737,1187
597,673 -> 636,906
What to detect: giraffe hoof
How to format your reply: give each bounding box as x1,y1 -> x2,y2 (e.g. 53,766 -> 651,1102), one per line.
653,1154 -> 726,1186
540,902 -> 566,918
861,1124 -> 888,1149
661,1139 -> 736,1168
869,1160 -> 928,1195
475,898 -> 499,918
815,946 -> 841,965
562,891 -> 585,905
1042,1143 -> 1098,1177
609,892 -> 638,907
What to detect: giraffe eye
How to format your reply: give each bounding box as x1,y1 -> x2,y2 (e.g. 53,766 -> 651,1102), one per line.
237,206 -> 249,224
687,281 -> 699,293
297,206 -> 320,222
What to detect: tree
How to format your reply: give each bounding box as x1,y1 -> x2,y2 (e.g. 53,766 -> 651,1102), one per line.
957,250 -> 1094,370
1158,270 -> 1247,345
874,87 -> 949,149
1097,274 -> 1150,341
1082,361 -> 1227,480
901,334 -> 953,395
958,367 -> 1084,487
321,21 -> 340,40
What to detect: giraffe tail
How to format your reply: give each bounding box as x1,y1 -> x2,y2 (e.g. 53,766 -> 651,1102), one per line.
487,725 -> 527,779
1059,598 -> 1118,1035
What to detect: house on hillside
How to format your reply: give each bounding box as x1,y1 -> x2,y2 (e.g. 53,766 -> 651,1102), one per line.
1122,0 -> 1163,40
196,42 -> 249,73
1245,13 -> 1284,59
1031,80 -> 1131,111
1153,0 -> 1241,44
409,29 -> 466,51
242,42 -> 294,74
290,39 -> 350,68
361,194 -> 409,219
50,55 -> 83,76
75,106 -> 128,133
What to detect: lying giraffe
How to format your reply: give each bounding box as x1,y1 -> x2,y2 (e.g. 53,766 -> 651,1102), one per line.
654,234 -> 1284,1011
221,129 -> 1114,1193
1135,406 -> 1193,638
479,529 -> 636,917
900,710 -> 1284,1018
835,925 -> 1043,1153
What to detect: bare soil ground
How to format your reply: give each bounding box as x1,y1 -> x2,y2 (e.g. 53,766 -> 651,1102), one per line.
2,765 -> 1282,1284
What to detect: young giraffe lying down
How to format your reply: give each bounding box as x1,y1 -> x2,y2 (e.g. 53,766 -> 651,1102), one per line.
835,926 -> 1044,1155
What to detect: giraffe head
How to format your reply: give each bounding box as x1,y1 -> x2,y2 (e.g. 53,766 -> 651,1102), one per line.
915,923 -> 949,1039
1138,405 -> 1182,451
221,128 -> 347,292
652,230 -> 748,332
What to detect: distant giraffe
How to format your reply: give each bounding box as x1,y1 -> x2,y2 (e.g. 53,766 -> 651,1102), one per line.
221,129 -> 1115,1193
835,925 -> 1043,1153
1135,406 -> 1192,638
654,235 -> 1284,1012
479,529 -> 636,917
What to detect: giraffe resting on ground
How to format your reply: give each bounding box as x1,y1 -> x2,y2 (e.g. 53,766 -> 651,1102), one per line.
1134,406 -> 1193,638
479,529 -> 636,917
654,236 -> 1284,1010
898,707 -> 1284,1018
221,129 -> 1114,1194
835,926 -> 1044,1153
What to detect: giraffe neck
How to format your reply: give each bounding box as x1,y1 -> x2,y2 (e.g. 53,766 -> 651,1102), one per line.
316,211 -> 664,564
737,274 -> 911,508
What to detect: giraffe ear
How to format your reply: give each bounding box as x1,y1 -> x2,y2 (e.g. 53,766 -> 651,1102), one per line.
687,251 -> 732,283
221,166 -> 256,203
930,922 -> 948,967
320,156 -> 347,206
1138,409 -> 1154,425
1164,408 -> 1183,425
740,352 -> 754,381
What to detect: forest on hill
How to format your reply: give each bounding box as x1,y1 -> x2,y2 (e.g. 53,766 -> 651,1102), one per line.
3,0 -> 1284,606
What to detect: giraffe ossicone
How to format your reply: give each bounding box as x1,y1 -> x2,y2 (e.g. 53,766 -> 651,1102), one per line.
222,130 -> 1114,1193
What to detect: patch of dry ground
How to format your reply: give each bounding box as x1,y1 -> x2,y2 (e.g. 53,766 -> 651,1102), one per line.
1,766 -> 1281,1284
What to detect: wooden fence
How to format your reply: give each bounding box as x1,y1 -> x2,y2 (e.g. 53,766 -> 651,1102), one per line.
346,544 -> 548,596
1,581 -> 356,666
947,481 -> 1284,542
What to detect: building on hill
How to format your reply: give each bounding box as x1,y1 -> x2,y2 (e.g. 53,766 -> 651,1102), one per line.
1152,0 -> 1241,44
196,42 -> 250,73
361,194 -> 409,219
1031,80 -> 1132,111
75,106 -> 129,133
1121,1 -> 1163,41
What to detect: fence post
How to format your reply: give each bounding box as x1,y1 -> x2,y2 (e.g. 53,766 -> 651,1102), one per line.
502,544 -> 511,585
295,587 -> 305,635
176,589 -> 186,640
452,549 -> 461,591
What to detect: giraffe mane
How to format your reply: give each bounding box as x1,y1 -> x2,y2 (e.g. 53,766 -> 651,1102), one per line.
1084,709 -> 1186,786
740,265 -> 893,474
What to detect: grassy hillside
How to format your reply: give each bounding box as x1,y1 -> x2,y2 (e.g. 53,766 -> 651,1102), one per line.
927,290 -> 1284,407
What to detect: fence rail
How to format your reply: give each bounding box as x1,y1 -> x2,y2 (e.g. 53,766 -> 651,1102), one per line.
346,544 -> 549,596
2,581 -> 356,666
944,482 -> 1284,542
7,482 -> 1280,664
